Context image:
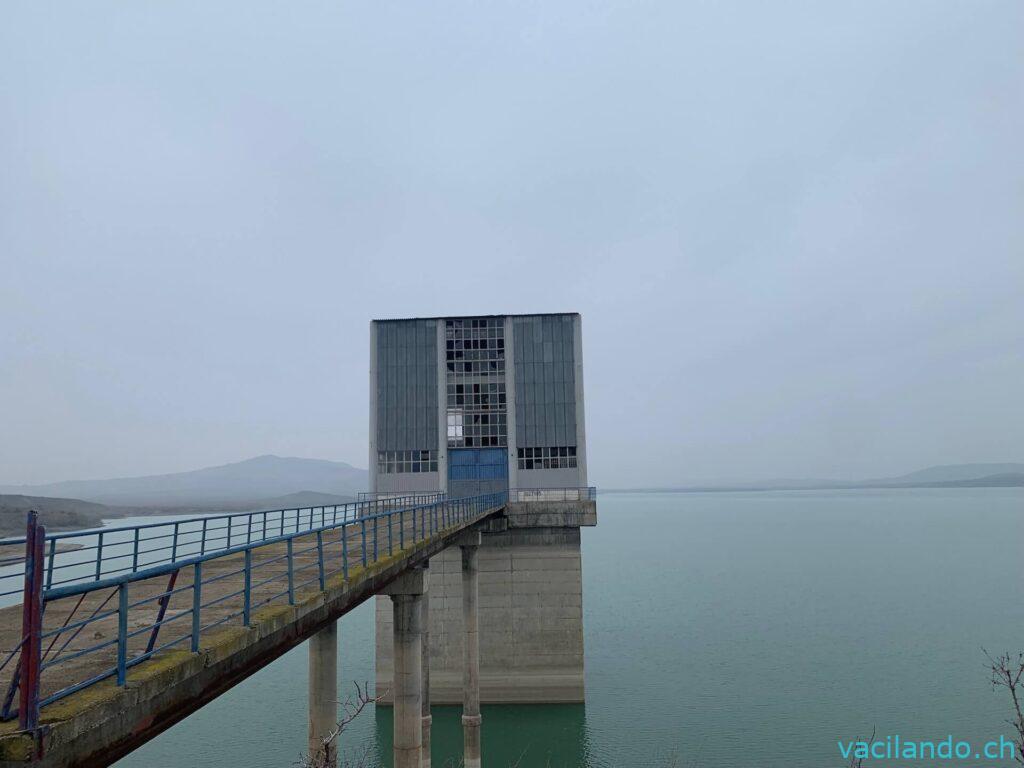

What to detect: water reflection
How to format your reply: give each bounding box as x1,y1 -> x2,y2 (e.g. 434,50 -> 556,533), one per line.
374,703 -> 590,768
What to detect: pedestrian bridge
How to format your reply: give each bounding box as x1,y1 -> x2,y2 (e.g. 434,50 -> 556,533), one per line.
0,492 -> 524,767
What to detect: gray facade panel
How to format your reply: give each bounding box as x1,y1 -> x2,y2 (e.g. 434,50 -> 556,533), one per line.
512,315 -> 579,474
375,319 -> 438,452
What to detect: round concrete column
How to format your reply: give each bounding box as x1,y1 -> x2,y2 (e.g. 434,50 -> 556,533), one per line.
461,544 -> 481,768
308,620 -> 338,768
392,592 -> 423,768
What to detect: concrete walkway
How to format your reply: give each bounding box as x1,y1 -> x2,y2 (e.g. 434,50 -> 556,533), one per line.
0,504 -> 502,767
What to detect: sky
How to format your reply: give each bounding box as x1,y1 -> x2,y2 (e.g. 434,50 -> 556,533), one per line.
1,1 -> 1022,489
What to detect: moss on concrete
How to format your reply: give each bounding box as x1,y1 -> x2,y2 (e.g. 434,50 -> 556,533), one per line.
0,731 -> 34,761
39,677 -> 123,722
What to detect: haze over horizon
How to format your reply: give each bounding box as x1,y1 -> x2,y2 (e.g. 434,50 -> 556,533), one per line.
3,1 -> 1022,489
4,452 -> 1024,496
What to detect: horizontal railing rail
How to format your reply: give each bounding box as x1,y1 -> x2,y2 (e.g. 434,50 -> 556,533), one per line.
0,492 -> 444,601
0,491 -> 505,727
510,487 -> 597,502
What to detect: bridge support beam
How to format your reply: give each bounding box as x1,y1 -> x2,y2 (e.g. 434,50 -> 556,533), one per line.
308,620 -> 339,768
385,569 -> 425,768
421,563 -> 432,768
460,532 -> 482,768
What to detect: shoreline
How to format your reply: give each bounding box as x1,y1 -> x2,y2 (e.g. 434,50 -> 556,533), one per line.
0,542 -> 85,566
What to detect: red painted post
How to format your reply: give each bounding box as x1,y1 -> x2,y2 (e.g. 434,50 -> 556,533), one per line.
18,511 -> 44,732
28,531 -> 44,727
146,569 -> 180,654
17,511 -> 36,730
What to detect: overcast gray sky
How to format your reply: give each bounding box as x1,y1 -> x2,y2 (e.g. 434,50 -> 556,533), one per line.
2,1 -> 1022,488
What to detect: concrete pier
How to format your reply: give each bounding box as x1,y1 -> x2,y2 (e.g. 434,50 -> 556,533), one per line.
376,500 -> 596,706
385,570 -> 425,768
460,533 -> 482,768
421,563 -> 432,768
308,621 -> 338,768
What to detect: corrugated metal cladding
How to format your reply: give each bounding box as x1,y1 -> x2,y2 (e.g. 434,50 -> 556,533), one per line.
375,319 -> 438,452
513,315 -> 577,448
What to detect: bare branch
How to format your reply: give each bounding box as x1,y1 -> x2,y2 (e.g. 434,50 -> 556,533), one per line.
298,681 -> 386,768
985,649 -> 1024,766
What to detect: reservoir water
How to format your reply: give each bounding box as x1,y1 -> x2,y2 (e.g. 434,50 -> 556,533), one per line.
114,488 -> 1024,767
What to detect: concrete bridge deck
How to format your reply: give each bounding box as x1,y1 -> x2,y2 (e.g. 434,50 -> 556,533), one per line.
0,495 -> 505,767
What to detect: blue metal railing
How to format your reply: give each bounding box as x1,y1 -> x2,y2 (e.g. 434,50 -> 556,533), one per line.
0,491 -> 506,724
0,492 -> 443,601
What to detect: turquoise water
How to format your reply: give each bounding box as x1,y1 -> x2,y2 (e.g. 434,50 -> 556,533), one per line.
116,488 -> 1024,767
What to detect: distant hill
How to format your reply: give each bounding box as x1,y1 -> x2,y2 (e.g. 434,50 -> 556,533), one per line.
868,463 -> 1024,485
0,488 -> 360,540
916,473 -> 1024,488
241,490 -> 357,509
605,462 -> 1024,493
0,455 -> 369,507
0,494 -> 128,537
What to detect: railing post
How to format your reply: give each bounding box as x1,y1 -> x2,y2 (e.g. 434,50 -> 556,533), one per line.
95,531 -> 104,581
192,562 -> 202,652
341,524 -> 349,580
243,549 -> 252,625
132,528 -> 140,571
117,583 -> 128,686
388,512 -> 394,556
246,515 -> 252,545
18,512 -> 44,732
316,531 -> 326,590
360,520 -> 368,566
400,510 -> 405,550
172,521 -> 180,561
262,511 -> 268,542
46,537 -> 56,590
373,515 -> 379,562
287,539 -> 295,605
201,518 -> 208,556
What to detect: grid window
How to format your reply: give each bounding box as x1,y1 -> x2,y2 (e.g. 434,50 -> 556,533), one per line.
377,449 -> 439,474
516,446 -> 577,471
445,317 -> 507,448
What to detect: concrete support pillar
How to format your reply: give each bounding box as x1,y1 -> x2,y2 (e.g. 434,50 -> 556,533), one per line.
386,569 -> 425,768
460,537 -> 482,768
421,564 -> 432,768
308,620 -> 339,768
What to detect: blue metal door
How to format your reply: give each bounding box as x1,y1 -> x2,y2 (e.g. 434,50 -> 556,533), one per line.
448,448 -> 508,499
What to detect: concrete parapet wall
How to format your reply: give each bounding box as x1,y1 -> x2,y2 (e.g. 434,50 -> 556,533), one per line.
505,500 -> 596,529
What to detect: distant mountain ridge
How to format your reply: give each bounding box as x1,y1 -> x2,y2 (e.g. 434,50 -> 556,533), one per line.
0,455 -> 368,507
605,463 -> 1024,493
866,463 -> 1024,484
